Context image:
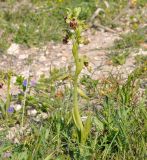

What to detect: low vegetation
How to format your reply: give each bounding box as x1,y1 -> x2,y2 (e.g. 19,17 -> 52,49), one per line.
0,0 -> 147,159
109,27 -> 147,65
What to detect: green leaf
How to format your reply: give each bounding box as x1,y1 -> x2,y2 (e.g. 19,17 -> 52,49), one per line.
44,152 -> 54,160
77,87 -> 89,100
76,57 -> 84,76
0,98 -> 5,116
74,7 -> 81,18
81,115 -> 91,144
72,105 -> 83,131
93,117 -> 104,132
45,129 -> 50,140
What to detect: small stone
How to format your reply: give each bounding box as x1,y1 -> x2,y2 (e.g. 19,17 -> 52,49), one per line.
11,76 -> 17,84
57,53 -> 62,57
95,104 -> 103,110
6,127 -> 16,140
52,61 -> 60,67
7,43 -> 19,55
14,104 -> 22,111
79,44 -> 84,48
116,27 -> 122,32
19,54 -> 28,60
34,115 -> 41,122
133,18 -> 138,23
39,55 -> 46,62
14,138 -> 20,144
52,46 -> 57,49
61,56 -> 67,61
41,67 -> 49,72
27,109 -> 37,116
41,112 -> 48,119
34,112 -> 48,121
81,116 -> 87,122
94,57 -> 99,60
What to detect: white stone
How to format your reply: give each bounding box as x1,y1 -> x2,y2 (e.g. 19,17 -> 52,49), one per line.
34,115 -> 41,122
39,55 -> 46,62
53,61 -> 60,67
61,56 -> 67,61
27,109 -> 37,116
14,138 -> 20,144
94,57 -> 99,60
14,104 -> 22,111
81,116 -> 87,122
57,53 -> 62,57
6,127 -> 16,140
41,112 -> 48,119
7,43 -> 19,55
79,44 -> 84,48
11,76 -> 17,84
19,54 -> 28,60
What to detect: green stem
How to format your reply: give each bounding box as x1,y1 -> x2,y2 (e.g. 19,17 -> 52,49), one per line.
21,66 -> 30,127
5,73 -> 11,118
21,78 -> 28,128
72,39 -> 83,132
73,76 -> 78,109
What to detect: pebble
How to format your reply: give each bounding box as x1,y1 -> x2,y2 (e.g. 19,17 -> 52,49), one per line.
7,43 -> 19,55
81,116 -> 87,122
19,54 -> 28,60
94,57 -> 99,60
34,112 -> 48,122
27,109 -> 37,116
14,104 -> 22,111
52,61 -> 60,67
61,56 -> 67,61
39,55 -> 46,62
11,76 -> 17,84
41,112 -> 48,119
57,53 -> 62,57
116,27 -> 122,32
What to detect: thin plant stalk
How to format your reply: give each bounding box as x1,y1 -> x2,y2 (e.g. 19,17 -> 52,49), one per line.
21,67 -> 30,127
5,72 -> 11,119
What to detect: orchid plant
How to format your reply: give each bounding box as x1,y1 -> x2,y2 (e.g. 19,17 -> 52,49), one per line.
64,8 -> 91,145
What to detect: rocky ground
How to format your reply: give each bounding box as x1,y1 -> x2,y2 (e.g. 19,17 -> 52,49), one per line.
1,29 -> 146,81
